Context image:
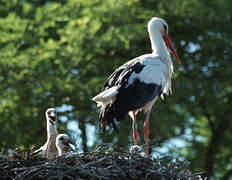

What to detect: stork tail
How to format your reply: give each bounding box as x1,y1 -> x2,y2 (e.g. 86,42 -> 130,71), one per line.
99,104 -> 126,132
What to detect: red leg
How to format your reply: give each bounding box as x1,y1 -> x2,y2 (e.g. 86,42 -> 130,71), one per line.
144,109 -> 151,157
132,111 -> 138,145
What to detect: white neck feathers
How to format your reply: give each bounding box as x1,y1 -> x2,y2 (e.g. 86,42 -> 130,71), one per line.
148,24 -> 173,69
46,118 -> 58,140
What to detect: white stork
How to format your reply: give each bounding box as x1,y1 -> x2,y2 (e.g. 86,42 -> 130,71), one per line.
56,134 -> 75,156
33,108 -> 58,157
92,17 -> 181,156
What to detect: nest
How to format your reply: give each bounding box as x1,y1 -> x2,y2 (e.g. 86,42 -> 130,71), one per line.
0,144 -> 205,180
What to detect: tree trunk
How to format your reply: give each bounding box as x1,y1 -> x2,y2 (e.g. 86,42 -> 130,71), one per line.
205,117 -> 231,178
79,118 -> 88,152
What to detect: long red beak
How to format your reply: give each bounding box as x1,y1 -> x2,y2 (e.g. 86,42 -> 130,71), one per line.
163,33 -> 181,65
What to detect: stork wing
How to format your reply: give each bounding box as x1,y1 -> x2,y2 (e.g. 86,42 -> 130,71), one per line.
103,58 -> 144,90
92,58 -> 144,102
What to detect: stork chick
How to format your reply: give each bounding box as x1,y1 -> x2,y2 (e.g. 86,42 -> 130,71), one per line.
130,145 -> 142,154
33,108 -> 58,157
56,134 -> 75,156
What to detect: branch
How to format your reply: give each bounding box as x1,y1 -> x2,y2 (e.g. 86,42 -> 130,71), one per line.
79,117 -> 88,152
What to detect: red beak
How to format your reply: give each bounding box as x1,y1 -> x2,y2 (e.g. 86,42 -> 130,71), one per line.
162,33 -> 181,65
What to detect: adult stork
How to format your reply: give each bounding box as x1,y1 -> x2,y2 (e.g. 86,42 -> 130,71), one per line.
92,17 -> 181,156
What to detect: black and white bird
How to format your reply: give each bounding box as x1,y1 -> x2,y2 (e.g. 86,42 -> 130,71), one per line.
33,108 -> 58,157
92,17 -> 181,156
56,134 -> 75,156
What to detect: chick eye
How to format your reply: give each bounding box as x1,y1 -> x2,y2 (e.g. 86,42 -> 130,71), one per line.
163,25 -> 167,33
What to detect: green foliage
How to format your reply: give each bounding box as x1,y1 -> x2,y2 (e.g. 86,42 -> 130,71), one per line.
0,0 -> 231,179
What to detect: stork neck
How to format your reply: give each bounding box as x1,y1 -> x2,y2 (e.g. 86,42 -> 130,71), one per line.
149,28 -> 171,64
46,118 -> 58,139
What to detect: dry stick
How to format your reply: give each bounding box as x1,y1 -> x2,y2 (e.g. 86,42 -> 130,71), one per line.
111,159 -> 127,178
82,157 -> 107,168
1,144 -> 205,180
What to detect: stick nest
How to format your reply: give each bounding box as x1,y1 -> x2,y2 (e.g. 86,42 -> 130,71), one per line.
0,143 -> 205,180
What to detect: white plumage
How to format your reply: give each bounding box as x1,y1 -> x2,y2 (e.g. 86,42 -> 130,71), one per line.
56,134 -> 75,156
130,145 -> 142,154
127,55 -> 172,89
93,17 -> 181,157
92,86 -> 118,103
33,108 -> 58,157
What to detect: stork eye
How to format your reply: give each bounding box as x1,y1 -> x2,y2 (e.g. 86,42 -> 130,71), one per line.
163,25 -> 167,33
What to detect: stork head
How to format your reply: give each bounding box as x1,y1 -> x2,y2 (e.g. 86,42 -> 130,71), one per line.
148,17 -> 181,65
148,17 -> 169,34
56,134 -> 75,156
46,108 -> 57,126
130,145 -> 142,154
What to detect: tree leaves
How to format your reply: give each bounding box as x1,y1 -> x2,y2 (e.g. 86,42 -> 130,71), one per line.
0,0 -> 231,179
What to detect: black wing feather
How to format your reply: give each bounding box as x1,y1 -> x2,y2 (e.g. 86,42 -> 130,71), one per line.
102,58 -> 143,90
98,58 -> 163,131
114,79 -> 162,113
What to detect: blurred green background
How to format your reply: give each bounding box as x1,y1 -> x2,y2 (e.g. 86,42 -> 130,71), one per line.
0,0 -> 231,179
